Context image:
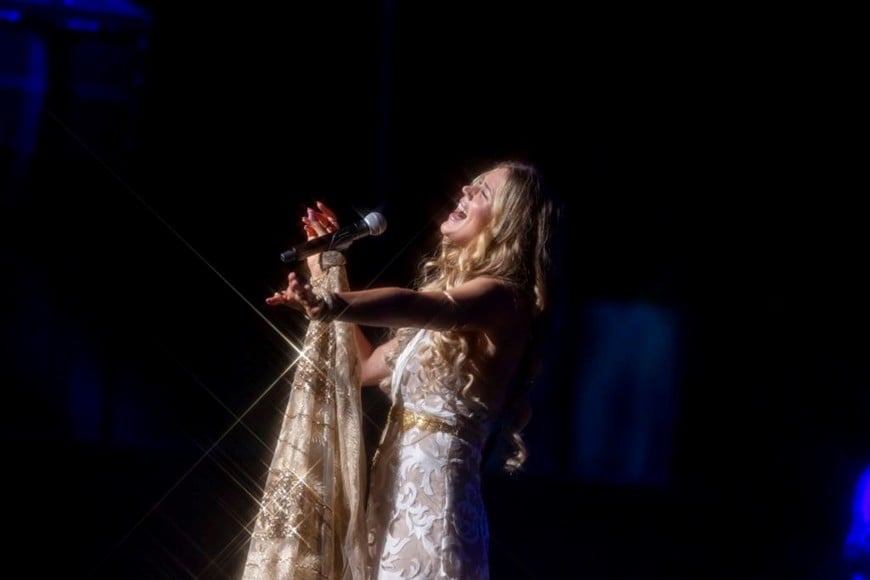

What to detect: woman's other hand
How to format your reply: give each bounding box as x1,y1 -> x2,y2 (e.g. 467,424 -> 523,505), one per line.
265,272 -> 322,317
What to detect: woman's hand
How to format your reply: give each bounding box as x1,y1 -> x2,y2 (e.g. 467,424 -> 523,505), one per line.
302,201 -> 339,280
265,272 -> 329,320
266,201 -> 339,315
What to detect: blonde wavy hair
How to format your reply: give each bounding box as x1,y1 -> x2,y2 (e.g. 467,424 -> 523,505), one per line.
381,160 -> 556,472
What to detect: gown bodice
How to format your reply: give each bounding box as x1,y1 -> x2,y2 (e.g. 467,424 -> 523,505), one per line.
366,329 -> 495,579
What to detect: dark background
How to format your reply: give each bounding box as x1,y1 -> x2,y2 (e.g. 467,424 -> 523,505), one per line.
1,1 -> 867,578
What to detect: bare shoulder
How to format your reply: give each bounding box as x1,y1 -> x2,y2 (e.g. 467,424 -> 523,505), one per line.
447,276 -> 517,302
447,276 -> 532,335
452,278 -> 534,402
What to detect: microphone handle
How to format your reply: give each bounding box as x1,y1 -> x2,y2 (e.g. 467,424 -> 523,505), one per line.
329,221 -> 368,252
279,220 -> 369,263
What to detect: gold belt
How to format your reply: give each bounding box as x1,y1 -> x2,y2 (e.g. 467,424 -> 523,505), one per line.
397,408 -> 485,443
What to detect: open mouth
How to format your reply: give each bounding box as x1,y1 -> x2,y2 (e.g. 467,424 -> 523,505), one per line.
448,202 -> 468,221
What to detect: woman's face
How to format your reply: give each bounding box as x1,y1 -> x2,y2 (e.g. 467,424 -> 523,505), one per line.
440,166 -> 509,246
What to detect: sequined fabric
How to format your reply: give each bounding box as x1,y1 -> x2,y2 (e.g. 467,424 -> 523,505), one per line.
366,329 -> 494,579
243,254 -> 367,580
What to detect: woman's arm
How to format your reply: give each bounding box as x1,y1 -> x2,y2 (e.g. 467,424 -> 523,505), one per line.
359,335 -> 397,390
289,274 -> 522,333
354,326 -> 395,387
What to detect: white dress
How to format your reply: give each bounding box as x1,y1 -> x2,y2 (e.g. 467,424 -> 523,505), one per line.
366,330 -> 495,579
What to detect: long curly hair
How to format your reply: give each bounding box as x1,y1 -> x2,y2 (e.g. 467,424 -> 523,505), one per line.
381,160 -> 556,472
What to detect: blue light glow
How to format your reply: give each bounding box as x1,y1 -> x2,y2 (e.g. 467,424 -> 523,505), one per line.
0,8 -> 22,22
845,463 -> 870,576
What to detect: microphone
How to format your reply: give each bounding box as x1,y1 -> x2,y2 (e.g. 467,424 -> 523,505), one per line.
280,211 -> 387,263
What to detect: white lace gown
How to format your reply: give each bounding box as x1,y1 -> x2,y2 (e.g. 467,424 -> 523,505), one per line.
366,330 -> 495,579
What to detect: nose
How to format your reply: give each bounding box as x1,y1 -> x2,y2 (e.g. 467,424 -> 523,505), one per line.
460,184 -> 475,198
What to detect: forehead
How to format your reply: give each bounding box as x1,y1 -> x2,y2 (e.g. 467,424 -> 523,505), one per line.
476,166 -> 510,190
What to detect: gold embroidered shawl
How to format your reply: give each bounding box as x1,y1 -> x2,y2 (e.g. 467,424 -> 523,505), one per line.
243,254 -> 366,579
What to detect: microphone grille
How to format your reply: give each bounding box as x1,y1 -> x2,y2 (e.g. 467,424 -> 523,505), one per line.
364,212 -> 387,236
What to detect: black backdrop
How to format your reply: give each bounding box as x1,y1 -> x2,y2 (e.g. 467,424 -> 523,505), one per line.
1,2 -> 866,578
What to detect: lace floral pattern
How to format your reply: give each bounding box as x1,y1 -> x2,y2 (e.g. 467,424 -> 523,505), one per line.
367,330 -> 494,579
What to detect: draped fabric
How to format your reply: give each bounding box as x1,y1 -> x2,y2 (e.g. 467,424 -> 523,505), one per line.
243,253 -> 367,580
